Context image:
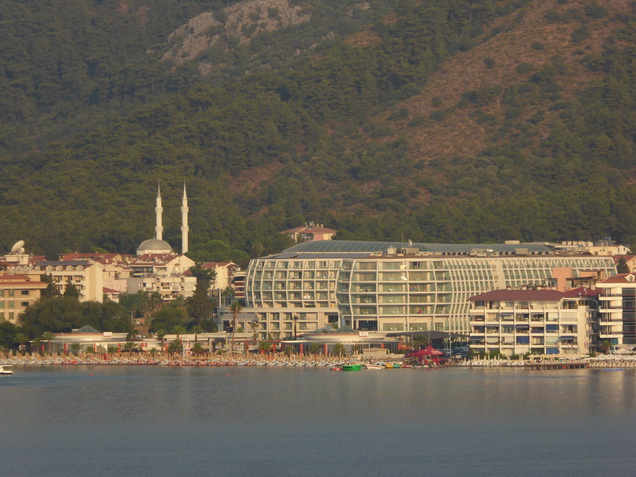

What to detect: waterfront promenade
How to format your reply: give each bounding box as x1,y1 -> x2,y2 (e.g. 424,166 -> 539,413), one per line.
0,352 -> 374,368
2,352 -> 634,368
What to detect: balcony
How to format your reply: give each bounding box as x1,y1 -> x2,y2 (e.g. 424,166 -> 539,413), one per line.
599,317 -> 622,323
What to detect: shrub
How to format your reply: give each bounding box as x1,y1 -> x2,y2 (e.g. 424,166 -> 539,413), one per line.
388,108 -> 409,120
584,2 -> 608,19
516,62 -> 533,74
408,115 -> 426,127
572,26 -> 590,43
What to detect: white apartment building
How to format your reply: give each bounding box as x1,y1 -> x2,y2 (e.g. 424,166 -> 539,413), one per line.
595,273 -> 636,346
13,260 -> 105,302
468,289 -> 595,356
127,253 -> 196,301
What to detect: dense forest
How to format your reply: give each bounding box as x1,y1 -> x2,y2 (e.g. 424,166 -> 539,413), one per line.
0,0 -> 634,262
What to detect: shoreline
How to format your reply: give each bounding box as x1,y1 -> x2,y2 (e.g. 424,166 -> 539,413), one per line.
2,354 -> 634,369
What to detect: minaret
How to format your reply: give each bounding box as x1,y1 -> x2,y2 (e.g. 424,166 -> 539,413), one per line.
155,183 -> 163,240
181,182 -> 189,254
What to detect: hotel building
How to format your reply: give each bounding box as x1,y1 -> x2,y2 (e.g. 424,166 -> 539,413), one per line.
468,289 -> 596,356
0,273 -> 47,324
595,273 -> 636,346
242,241 -> 616,337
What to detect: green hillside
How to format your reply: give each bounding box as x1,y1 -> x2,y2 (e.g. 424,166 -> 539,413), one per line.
0,0 -> 634,263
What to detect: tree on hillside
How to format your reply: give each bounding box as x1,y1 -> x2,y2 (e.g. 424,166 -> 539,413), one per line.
616,257 -> 630,274
140,292 -> 164,317
63,280 -> 80,298
40,274 -> 60,297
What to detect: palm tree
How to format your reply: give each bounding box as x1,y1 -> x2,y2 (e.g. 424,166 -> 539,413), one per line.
156,329 -> 166,355
168,339 -> 183,356
191,325 -> 203,343
70,343 -> 81,356
41,332 -> 55,355
173,325 -> 187,357
141,292 -> 163,318
191,342 -> 205,356
173,325 -> 187,341
229,301 -> 242,355
250,319 -> 259,348
15,332 -> 28,355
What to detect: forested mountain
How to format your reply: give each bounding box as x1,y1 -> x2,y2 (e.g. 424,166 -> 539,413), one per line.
0,0 -> 634,264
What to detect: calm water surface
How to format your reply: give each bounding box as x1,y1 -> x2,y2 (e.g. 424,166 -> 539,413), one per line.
1,366 -> 635,476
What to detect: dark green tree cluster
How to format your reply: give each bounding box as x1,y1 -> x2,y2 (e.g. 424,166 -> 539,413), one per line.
0,0 -> 634,259
19,296 -> 134,340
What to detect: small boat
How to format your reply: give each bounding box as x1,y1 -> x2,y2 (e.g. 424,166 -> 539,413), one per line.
365,364 -> 384,370
342,364 -> 363,371
0,365 -> 14,375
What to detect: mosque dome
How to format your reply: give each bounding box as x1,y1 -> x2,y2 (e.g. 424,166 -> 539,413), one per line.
137,238 -> 173,255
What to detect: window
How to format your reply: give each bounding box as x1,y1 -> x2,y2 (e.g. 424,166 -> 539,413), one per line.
409,323 -> 427,331
382,323 -> 404,331
21,290 -> 29,296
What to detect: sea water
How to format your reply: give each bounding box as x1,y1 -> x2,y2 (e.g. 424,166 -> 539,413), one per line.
1,366 -> 634,476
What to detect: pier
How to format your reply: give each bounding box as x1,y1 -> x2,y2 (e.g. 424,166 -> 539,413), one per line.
526,361 -> 587,370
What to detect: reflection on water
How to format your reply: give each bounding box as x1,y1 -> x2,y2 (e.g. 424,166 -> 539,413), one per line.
1,367 -> 635,476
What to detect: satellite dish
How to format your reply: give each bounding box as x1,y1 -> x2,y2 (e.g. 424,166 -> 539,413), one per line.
10,240 -> 25,254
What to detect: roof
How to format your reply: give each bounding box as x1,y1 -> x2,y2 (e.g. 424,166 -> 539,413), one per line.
200,262 -> 238,269
60,253 -> 123,263
597,273 -> 636,284
562,287 -> 599,298
129,254 -> 181,266
74,325 -> 100,334
277,240 -> 555,256
137,238 -> 172,252
301,227 -> 337,234
470,289 -> 565,302
283,225 -> 337,235
36,260 -> 93,267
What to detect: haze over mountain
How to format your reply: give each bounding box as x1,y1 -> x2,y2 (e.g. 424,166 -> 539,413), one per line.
0,0 -> 634,262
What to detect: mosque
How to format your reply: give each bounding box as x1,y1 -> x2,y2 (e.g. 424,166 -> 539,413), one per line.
136,183 -> 189,256
127,183 -> 196,301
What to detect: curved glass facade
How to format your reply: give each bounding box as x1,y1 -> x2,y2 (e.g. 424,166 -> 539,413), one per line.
246,242 -> 617,334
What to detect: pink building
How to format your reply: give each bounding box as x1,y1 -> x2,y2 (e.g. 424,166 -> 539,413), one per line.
282,223 -> 337,242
